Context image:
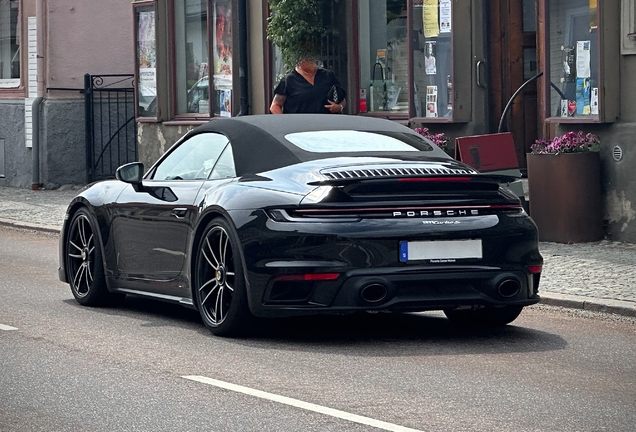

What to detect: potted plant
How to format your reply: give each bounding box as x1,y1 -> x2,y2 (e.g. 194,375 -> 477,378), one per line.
267,0 -> 338,70
527,131 -> 603,243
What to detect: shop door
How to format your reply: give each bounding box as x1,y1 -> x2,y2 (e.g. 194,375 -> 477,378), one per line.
488,0 -> 538,174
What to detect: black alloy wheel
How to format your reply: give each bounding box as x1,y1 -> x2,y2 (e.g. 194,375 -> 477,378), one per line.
195,218 -> 251,336
66,208 -> 123,306
443,305 -> 524,327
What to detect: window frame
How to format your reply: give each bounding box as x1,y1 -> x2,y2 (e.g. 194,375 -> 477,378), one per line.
170,0 -> 213,120
539,0 -> 619,124
352,0 -> 470,124
168,0 -> 235,122
621,0 -> 636,55
0,0 -> 22,91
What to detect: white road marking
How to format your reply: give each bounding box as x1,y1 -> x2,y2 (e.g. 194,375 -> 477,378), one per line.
0,323 -> 18,331
183,375 -> 423,432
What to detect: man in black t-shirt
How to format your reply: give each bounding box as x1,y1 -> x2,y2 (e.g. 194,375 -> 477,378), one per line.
270,59 -> 347,114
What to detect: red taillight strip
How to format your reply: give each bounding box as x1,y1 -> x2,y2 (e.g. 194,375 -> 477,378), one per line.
527,265 -> 542,274
275,273 -> 340,281
397,177 -> 473,182
294,204 -> 521,214
489,204 -> 524,210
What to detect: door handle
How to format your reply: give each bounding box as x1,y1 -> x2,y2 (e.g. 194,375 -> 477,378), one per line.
476,60 -> 486,88
170,208 -> 188,218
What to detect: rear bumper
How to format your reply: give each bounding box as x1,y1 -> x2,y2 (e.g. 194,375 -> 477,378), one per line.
232,209 -> 542,318
248,265 -> 541,318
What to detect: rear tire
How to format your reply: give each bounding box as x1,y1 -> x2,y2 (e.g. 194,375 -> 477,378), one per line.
443,306 -> 524,327
66,208 -> 124,306
194,218 -> 252,337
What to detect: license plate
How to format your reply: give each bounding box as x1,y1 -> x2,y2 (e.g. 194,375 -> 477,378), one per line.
399,239 -> 482,262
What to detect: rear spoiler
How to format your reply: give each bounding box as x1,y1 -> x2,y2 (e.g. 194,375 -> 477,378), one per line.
308,173 -> 521,187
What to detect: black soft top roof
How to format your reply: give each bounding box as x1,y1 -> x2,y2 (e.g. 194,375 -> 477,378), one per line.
186,114 -> 443,175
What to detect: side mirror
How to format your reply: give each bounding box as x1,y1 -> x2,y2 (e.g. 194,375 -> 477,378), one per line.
115,162 -> 144,184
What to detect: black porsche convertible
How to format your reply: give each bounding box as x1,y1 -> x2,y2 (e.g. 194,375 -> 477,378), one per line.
58,114 -> 542,336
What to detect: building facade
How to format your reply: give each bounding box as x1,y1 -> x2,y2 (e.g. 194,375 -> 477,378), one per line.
2,0 -> 636,243
0,0 -> 133,189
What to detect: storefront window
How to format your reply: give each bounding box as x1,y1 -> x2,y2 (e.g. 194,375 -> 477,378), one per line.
547,0 -> 599,119
174,0 -> 210,115
135,4 -> 157,117
173,0 -> 232,117
412,0 -> 453,119
359,1 -> 408,114
0,0 -> 20,88
211,0 -> 232,117
358,0 -> 453,119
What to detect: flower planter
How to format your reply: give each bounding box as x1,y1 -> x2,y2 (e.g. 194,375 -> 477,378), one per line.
527,152 -> 603,243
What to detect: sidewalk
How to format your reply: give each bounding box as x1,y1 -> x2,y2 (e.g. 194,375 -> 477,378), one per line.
1,185 -> 635,317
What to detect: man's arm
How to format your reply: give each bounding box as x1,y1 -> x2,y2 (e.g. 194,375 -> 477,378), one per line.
270,94 -> 286,114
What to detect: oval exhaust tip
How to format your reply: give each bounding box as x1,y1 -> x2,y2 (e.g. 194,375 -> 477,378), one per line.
498,279 -> 521,298
360,283 -> 388,303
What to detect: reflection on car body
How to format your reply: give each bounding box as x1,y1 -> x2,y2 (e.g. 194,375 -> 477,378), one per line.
58,114 -> 543,336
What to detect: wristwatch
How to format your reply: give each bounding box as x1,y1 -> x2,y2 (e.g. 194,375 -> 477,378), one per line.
339,104 -> 344,113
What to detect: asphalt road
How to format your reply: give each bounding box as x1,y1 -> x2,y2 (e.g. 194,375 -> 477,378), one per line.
1,226 -> 636,432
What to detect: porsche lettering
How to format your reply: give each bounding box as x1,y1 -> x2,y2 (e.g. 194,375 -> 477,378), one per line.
392,209 -> 479,217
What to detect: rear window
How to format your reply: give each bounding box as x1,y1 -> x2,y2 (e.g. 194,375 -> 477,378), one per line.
284,130 -> 434,153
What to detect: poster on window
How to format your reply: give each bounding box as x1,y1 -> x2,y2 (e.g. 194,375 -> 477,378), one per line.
214,1 -> 232,78
439,0 -> 452,33
576,40 -> 591,78
425,42 -> 437,75
219,89 -> 231,117
426,85 -> 438,118
137,11 -> 156,96
576,77 -> 591,115
423,0 -> 440,38
591,87 -> 599,115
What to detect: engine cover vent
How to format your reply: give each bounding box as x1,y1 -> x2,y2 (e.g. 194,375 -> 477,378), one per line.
321,164 -> 477,180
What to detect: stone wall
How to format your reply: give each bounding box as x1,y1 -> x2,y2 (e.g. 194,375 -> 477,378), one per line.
0,100 -> 31,188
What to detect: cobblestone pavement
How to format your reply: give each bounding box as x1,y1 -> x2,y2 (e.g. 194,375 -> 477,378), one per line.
538,241 -> 636,303
1,185 -> 635,314
0,185 -> 79,227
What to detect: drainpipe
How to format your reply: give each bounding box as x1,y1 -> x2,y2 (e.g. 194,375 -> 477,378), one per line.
32,0 -> 45,189
237,0 -> 249,116
31,97 -> 43,189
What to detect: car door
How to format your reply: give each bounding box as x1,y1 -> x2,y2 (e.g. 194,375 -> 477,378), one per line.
110,132 -> 231,295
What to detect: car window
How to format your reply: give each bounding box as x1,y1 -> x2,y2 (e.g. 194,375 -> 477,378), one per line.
209,144 -> 236,179
284,130 -> 433,153
152,132 -> 229,180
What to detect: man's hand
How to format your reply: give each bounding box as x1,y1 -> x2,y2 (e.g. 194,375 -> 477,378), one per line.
325,99 -> 346,114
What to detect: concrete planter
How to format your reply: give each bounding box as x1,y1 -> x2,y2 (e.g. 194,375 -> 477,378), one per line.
527,152 -> 603,243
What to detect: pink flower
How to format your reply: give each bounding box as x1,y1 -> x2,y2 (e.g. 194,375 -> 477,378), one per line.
413,127 -> 448,149
531,131 -> 600,155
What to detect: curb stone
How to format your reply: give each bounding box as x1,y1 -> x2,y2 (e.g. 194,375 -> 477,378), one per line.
0,218 -> 62,234
540,292 -> 636,318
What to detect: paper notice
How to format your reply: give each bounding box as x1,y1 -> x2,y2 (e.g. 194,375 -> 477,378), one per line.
561,100 -> 568,117
576,40 -> 591,78
576,77 -> 591,115
439,0 -> 451,33
139,68 -> 157,96
426,85 -> 438,118
591,87 -> 599,115
423,0 -> 440,38
425,41 -> 437,75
